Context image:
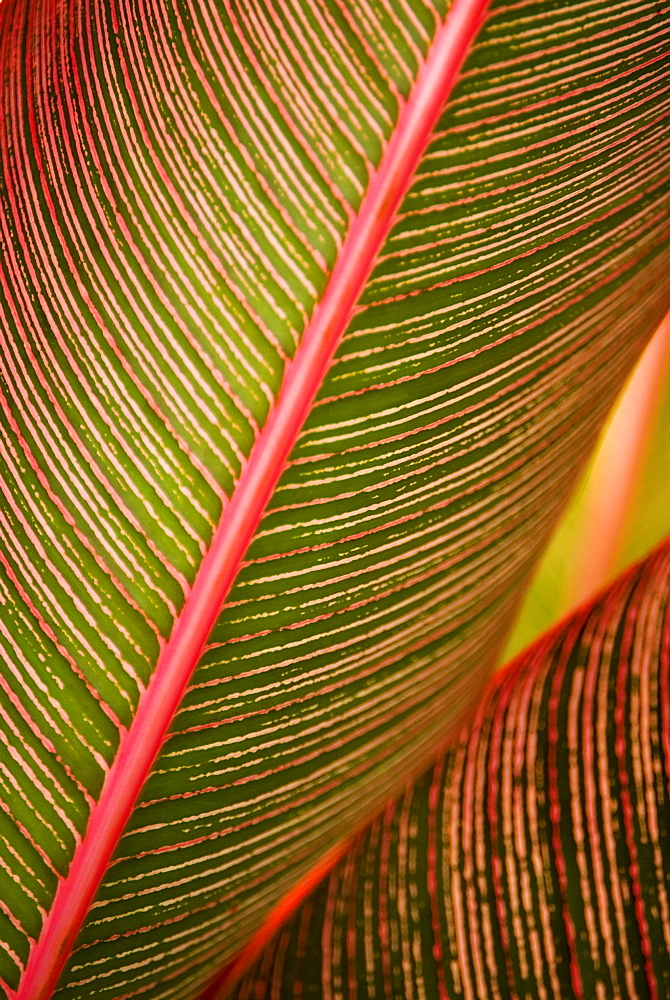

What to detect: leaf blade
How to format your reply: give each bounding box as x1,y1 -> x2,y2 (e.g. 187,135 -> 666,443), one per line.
10,2 -> 492,997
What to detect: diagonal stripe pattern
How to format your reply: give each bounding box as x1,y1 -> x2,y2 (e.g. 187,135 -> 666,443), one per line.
229,539 -> 670,1000
0,0 -> 668,997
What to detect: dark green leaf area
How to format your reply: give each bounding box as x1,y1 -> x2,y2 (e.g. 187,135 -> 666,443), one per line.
454,0 -> 663,126
0,911 -> 24,992
254,340 -> 596,572
0,394 -> 169,682
0,806 -> 58,989
158,632 -> 478,805
363,0 -> 670,302
231,541 -> 670,1000
0,736 -> 79,870
0,594 -> 115,782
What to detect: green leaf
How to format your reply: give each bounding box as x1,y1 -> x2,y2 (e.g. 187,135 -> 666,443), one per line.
229,537 -> 670,1000
0,0 -> 669,997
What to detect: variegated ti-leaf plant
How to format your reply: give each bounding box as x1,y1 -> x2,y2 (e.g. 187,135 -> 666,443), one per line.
0,0 -> 668,997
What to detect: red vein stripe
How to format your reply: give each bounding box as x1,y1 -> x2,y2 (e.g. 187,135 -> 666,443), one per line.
11,2 -> 490,996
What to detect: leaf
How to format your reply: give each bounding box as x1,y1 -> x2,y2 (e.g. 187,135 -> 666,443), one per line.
618,316 -> 670,570
0,0 -> 669,998
228,537 -> 670,1000
502,308 -> 670,661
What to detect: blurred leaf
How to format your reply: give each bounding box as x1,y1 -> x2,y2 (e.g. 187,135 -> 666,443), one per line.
620,319 -> 670,568
503,311 -> 670,661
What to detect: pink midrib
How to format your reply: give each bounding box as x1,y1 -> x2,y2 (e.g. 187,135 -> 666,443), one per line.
15,1 -> 489,996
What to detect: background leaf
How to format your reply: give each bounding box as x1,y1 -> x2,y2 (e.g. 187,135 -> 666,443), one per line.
228,537 -> 670,1000
0,0 -> 669,997
504,309 -> 670,660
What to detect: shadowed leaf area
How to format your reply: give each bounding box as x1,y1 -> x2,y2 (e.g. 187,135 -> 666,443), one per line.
230,538 -> 670,1000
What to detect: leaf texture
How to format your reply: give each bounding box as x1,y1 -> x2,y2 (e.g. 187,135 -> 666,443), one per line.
229,537 -> 670,1000
0,0 -> 669,997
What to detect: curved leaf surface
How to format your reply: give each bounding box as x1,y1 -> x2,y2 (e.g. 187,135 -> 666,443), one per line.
0,0 -> 669,997
230,538 -> 670,1000
503,308 -> 670,660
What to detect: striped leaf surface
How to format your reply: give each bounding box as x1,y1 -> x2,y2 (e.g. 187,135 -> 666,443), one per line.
1,0 -> 669,998
230,538 -> 670,1000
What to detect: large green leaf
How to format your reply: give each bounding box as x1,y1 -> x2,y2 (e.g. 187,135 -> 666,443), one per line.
229,537 -> 670,1000
0,0 -> 669,997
